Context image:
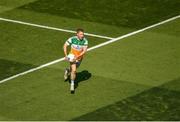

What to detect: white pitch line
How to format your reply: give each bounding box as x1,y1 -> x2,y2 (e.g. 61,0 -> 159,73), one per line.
0,15 -> 179,84
87,15 -> 180,51
0,17 -> 114,40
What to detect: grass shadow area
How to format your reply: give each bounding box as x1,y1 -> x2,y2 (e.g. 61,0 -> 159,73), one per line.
73,78 -> 180,121
76,70 -> 92,83
0,58 -> 36,81
75,70 -> 92,88
19,0 -> 180,29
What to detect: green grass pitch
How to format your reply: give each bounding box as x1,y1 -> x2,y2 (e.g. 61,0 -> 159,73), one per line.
0,0 -> 180,120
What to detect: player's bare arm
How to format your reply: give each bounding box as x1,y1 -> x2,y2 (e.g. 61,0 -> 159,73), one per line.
63,43 -> 69,60
74,46 -> 88,60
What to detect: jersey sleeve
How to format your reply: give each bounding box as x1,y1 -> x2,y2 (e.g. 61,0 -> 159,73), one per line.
65,37 -> 72,46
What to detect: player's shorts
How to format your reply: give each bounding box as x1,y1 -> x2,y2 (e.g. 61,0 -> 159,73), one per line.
70,59 -> 82,68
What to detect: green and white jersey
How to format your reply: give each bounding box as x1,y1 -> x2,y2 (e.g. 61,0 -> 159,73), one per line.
66,36 -> 88,57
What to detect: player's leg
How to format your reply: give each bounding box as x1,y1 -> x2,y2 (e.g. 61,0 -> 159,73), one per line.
64,61 -> 79,83
70,62 -> 76,91
69,59 -> 82,92
76,59 -> 82,68
64,68 -> 70,80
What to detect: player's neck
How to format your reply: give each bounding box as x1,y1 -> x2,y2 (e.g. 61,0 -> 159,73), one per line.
77,37 -> 84,41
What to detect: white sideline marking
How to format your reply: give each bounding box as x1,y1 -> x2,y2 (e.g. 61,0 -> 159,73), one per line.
87,15 -> 180,51
0,15 -> 179,84
0,17 -> 114,40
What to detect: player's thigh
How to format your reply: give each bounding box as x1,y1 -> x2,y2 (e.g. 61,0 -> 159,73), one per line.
70,62 -> 77,72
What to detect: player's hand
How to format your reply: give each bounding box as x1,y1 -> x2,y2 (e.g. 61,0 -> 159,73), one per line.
65,56 -> 68,61
73,56 -> 77,62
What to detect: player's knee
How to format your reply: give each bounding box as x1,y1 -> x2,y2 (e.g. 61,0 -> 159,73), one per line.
71,70 -> 76,74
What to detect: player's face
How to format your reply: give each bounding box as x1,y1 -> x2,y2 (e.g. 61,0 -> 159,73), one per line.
77,31 -> 84,40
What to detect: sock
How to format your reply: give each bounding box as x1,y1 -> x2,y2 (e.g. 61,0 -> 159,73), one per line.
71,80 -> 74,85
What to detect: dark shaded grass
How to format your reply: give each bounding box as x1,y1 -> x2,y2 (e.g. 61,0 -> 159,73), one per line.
73,78 -> 180,121
0,58 -> 36,80
20,0 -> 180,29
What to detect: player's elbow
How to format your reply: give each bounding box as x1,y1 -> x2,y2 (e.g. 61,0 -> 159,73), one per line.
63,43 -> 67,50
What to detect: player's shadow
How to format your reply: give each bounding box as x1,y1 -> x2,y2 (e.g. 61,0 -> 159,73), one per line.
76,70 -> 91,83
67,70 -> 92,89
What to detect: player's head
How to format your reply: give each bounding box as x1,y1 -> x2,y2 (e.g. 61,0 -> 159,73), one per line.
76,28 -> 84,40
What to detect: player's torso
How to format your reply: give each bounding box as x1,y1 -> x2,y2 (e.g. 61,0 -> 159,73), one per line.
70,37 -> 87,56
